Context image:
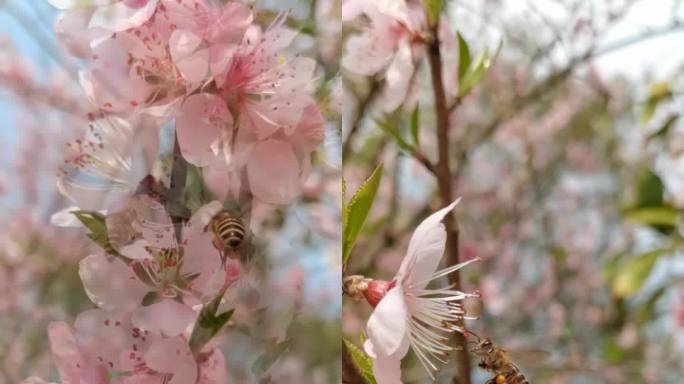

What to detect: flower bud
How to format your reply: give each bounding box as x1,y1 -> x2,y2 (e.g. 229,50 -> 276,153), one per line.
363,280 -> 394,308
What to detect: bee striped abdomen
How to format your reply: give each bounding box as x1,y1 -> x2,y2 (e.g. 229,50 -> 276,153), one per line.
504,370 -> 529,384
211,211 -> 246,250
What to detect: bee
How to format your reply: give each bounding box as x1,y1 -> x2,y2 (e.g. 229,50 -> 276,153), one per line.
470,333 -> 529,384
210,210 -> 247,259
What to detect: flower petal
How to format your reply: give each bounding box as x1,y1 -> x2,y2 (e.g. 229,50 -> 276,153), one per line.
48,321 -> 108,384
144,337 -> 197,384
89,0 -> 158,31
371,350 -> 403,384
79,253 -> 148,311
132,299 -> 195,337
381,40 -> 413,112
247,140 -> 301,204
366,285 -> 409,357
396,199 -> 460,291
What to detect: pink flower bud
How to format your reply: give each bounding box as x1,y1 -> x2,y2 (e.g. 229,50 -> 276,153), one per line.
363,280 -> 393,308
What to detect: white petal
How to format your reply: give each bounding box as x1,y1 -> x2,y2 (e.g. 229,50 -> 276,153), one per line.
366,285 -> 409,357
372,351 -> 403,384
89,0 -> 158,31
381,40 -> 413,112
397,199 -> 460,291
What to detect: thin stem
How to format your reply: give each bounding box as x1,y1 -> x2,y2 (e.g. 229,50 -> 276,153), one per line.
426,18 -> 472,384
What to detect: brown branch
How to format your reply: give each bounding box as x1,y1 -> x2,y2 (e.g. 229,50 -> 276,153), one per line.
426,19 -> 472,384
455,18 -> 684,175
342,80 -> 380,161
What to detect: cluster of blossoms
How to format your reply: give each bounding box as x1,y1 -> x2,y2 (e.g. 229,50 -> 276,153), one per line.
345,201 -> 479,383
26,0 -> 325,383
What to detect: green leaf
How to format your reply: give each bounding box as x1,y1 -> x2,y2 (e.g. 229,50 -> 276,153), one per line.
459,41 -> 502,96
342,164 -> 384,269
457,32 -> 471,81
375,118 -> 414,153
641,81 -> 673,122
624,207 -> 679,227
189,292 -> 234,354
252,340 -> 291,376
636,168 -> 664,208
423,0 -> 444,26
344,339 -> 377,384
648,114 -> 678,140
72,211 -> 124,258
410,105 -> 420,146
612,249 -> 666,298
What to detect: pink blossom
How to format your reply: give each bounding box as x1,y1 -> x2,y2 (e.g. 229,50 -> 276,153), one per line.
78,198 -> 230,331
45,310 -> 201,384
363,200 -> 479,383
342,0 -> 423,111
49,0 -> 160,32
55,114 -> 159,212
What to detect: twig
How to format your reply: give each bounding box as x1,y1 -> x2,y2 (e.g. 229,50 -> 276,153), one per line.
426,18 -> 473,384
342,80 -> 380,161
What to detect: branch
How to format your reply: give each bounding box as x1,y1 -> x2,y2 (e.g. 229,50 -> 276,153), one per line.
456,18 -> 684,174
342,80 -> 380,161
426,18 -> 473,384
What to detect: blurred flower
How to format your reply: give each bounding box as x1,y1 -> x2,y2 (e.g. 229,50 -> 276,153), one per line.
42,310 -> 230,384
342,0 -> 424,111
48,0 -> 160,32
362,200 -> 479,383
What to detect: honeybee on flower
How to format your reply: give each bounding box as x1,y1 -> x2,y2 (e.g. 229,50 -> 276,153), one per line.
345,200 -> 479,383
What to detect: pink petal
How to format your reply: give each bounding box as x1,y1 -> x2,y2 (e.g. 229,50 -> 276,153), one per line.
381,40 -> 413,112
132,299 -> 196,337
73,309 -> 137,371
342,33 -> 394,76
144,337 -> 197,384
366,285 -> 409,357
370,349 -> 403,384
396,199 -> 460,291
197,348 -> 228,384
176,94 -> 231,167
289,104 -> 325,155
169,30 -> 209,84
79,253 -> 148,311
48,321 -> 108,384
247,140 -> 301,204
89,0 -> 159,31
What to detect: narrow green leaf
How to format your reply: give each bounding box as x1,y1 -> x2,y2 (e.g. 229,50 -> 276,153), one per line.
624,207 -> 679,227
342,164 -> 384,269
342,177 -> 348,228
375,119 -> 414,153
343,339 -> 377,384
189,292 -> 234,354
457,32 -> 471,81
410,105 -> 420,146
648,114 -> 678,140
459,40 -> 502,96
612,249 -> 666,298
252,340 -> 291,376
72,211 -> 125,259
459,50 -> 486,95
